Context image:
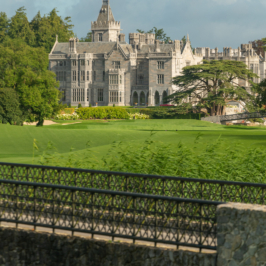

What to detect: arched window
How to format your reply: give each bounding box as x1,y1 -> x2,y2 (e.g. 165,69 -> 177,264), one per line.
133,91 -> 138,105
140,91 -> 145,105
155,91 -> 160,105
162,91 -> 168,104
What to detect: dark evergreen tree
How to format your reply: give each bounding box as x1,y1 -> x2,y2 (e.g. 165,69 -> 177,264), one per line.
0,88 -> 24,125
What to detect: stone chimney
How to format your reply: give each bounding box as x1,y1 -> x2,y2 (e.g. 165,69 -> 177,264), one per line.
155,40 -> 160,52
69,38 -> 77,53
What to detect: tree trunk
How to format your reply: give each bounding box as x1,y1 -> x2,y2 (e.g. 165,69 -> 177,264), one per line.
36,117 -> 44,127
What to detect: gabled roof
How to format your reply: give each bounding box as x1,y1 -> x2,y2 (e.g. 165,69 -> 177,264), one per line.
138,44 -> 174,53
97,2 -> 115,23
51,42 -> 134,56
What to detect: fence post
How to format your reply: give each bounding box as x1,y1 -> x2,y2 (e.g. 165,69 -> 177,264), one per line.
91,192 -> 94,239
177,201 -> 180,250
72,190 -> 75,236
52,188 -> 55,233
200,203 -> 203,253
112,194 -> 115,241
154,199 -> 158,247
16,184 -> 19,229
133,197 -> 136,244
34,186 -> 36,231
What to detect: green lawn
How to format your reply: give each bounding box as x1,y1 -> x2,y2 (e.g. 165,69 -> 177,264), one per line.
1,119 -> 266,165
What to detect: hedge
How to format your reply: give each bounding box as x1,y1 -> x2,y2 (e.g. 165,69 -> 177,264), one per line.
125,108 -> 205,120
76,107 -> 129,119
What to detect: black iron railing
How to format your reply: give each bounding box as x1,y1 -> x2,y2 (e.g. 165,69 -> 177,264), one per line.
0,179 -> 221,250
0,162 -> 265,204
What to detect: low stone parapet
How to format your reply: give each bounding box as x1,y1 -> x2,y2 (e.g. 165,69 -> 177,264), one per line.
217,202 -> 266,266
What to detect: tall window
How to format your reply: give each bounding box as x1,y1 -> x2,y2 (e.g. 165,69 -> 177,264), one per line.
81,60 -> 85,66
81,71 -> 85,81
64,61 -> 66,66
120,75 -> 122,84
60,61 -> 63,66
93,71 -> 96,81
99,33 -> 103,42
109,75 -> 118,84
72,88 -> 85,102
157,74 -> 164,84
78,71 -> 80,81
120,91 -> 122,102
113,61 -> 120,69
138,75 -> 144,85
103,71 -> 105,82
87,60 -> 90,66
109,91 -> 118,102
139,62 -> 144,70
87,89 -> 89,102
98,89 -> 103,102
87,71 -> 90,81
72,60 -> 76,66
157,61 -> 164,69
72,71 -> 76,81
56,71 -> 66,81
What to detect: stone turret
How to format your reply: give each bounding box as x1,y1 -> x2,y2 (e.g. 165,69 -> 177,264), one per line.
91,0 -> 121,42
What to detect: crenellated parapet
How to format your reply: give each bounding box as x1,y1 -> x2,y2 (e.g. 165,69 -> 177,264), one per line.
91,20 -> 121,30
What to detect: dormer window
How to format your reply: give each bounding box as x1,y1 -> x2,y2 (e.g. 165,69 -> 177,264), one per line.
99,33 -> 103,42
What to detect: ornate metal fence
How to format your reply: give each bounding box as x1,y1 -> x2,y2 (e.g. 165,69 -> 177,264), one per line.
0,179 -> 220,250
201,112 -> 266,123
0,162 -> 266,204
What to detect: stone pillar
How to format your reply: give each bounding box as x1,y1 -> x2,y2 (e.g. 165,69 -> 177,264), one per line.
217,202 -> 266,266
215,47 -> 218,59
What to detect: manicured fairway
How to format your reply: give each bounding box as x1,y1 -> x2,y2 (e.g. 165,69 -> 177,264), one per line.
1,119 -> 266,165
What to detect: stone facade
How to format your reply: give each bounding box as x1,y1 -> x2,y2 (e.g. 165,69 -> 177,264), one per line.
217,202 -> 266,266
48,0 -> 202,107
196,44 -> 266,91
49,0 -> 265,107
0,227 -> 216,266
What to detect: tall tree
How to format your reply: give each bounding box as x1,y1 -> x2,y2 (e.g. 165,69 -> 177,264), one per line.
0,12 -> 9,43
79,31 -> 92,42
8,7 -> 35,46
0,87 -> 24,125
0,38 -> 60,126
251,39 -> 265,57
168,60 -> 258,116
136,27 -> 171,43
30,8 -> 74,53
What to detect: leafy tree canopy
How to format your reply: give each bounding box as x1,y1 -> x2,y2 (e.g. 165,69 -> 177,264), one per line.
0,38 -> 60,126
0,7 -> 74,53
79,31 -> 92,42
168,60 -> 259,116
0,87 -> 24,125
136,27 -> 171,43
30,8 -> 74,52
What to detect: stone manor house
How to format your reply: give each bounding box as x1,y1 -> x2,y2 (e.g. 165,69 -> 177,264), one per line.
48,0 -> 266,107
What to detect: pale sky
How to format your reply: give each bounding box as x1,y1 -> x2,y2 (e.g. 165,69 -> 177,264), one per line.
2,0 -> 266,50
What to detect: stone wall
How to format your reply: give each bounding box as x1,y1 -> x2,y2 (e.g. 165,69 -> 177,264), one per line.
0,227 -> 216,266
217,202 -> 266,266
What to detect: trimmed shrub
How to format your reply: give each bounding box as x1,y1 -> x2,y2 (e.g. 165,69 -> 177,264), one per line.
125,108 -> 205,120
76,107 -> 129,120
61,108 -> 75,115
128,113 -> 150,120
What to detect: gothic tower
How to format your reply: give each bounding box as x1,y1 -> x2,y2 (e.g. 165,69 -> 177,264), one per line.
91,0 -> 121,42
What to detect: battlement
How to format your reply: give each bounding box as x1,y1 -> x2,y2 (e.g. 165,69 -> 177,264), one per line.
129,32 -> 155,45
91,20 -> 121,29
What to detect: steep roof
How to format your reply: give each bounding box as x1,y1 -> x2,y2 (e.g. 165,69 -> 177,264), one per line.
97,2 -> 115,23
138,44 -> 175,53
51,42 -> 134,55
